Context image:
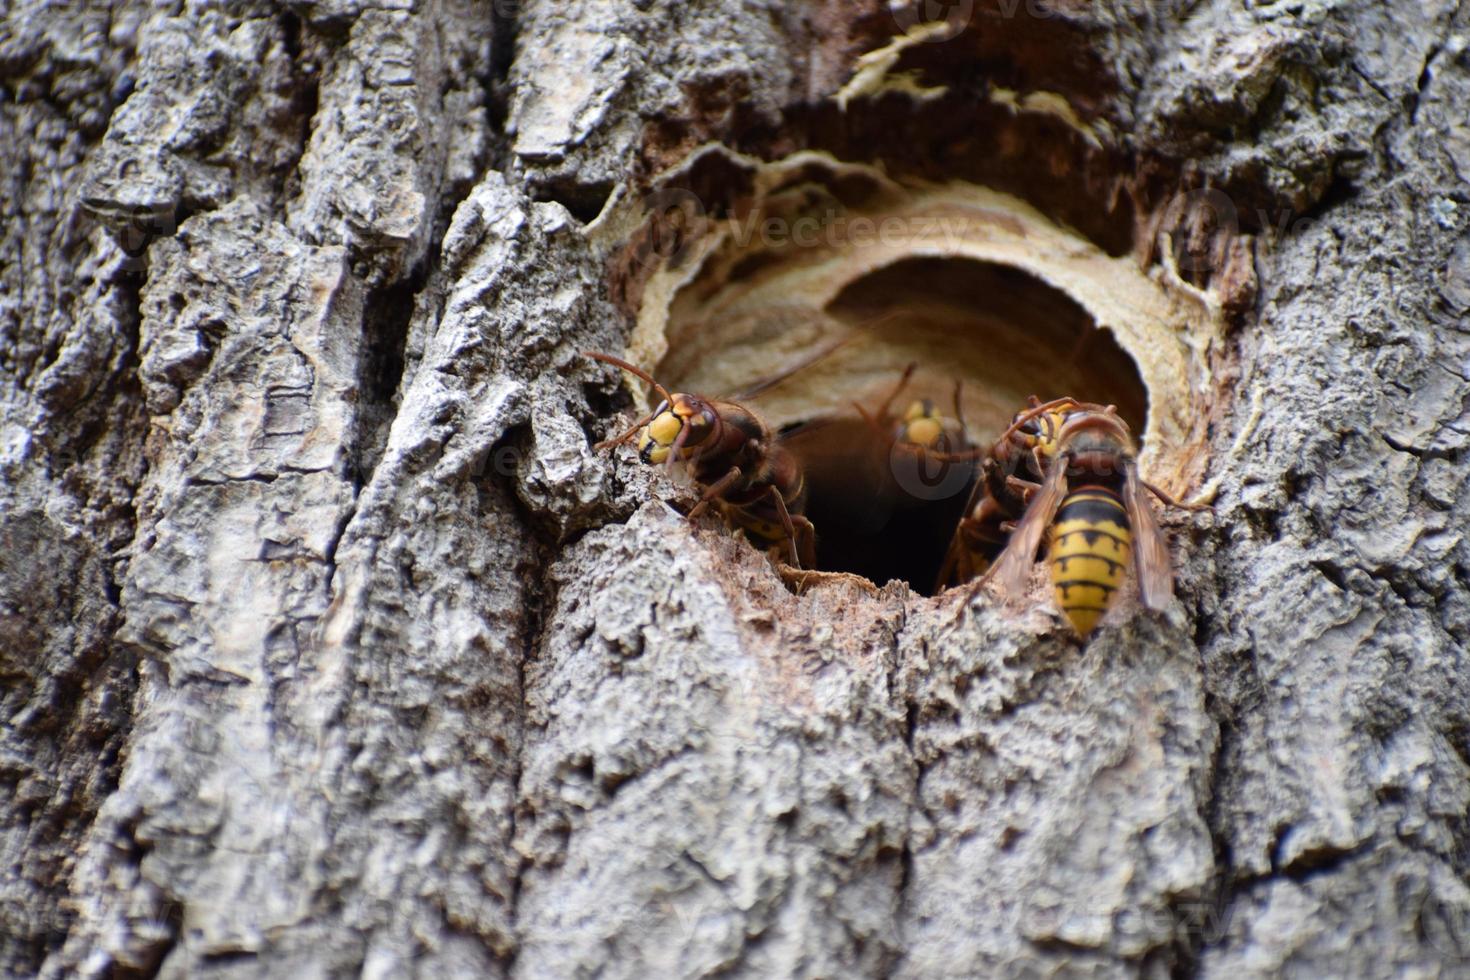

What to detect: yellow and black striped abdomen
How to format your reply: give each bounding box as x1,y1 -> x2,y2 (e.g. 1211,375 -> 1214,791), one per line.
1048,486 -> 1131,636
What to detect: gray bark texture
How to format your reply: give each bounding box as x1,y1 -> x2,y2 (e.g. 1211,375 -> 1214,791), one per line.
3,1 -> 1469,977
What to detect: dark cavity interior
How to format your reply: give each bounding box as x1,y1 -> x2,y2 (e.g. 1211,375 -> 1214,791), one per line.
788,258 -> 1148,596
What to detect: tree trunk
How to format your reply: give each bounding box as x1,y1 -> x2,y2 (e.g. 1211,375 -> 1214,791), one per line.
4,1 -> 1469,977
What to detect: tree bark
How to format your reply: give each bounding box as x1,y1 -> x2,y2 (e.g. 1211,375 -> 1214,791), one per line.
3,1 -> 1469,977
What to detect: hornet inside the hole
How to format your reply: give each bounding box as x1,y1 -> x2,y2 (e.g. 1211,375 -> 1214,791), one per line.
780,362 -> 979,591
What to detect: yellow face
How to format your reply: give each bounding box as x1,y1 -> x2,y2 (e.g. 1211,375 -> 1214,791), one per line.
1013,406 -> 1072,458
899,400 -> 945,448
1036,410 -> 1073,457
636,395 -> 715,464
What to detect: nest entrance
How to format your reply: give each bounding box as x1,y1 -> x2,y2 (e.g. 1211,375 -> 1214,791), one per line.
662,258 -> 1148,595
614,153 -> 1220,594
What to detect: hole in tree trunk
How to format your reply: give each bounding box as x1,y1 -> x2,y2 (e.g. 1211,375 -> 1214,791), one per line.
608,152 -> 1220,596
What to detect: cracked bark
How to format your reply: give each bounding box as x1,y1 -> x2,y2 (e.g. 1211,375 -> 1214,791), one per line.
3,1 -> 1469,978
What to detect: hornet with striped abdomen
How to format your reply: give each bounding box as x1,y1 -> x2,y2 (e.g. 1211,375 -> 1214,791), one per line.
582,350 -> 815,569
936,396 -> 1076,590
976,398 -> 1204,636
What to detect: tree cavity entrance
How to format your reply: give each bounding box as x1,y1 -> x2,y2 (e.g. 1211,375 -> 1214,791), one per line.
617,153 -> 1222,595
